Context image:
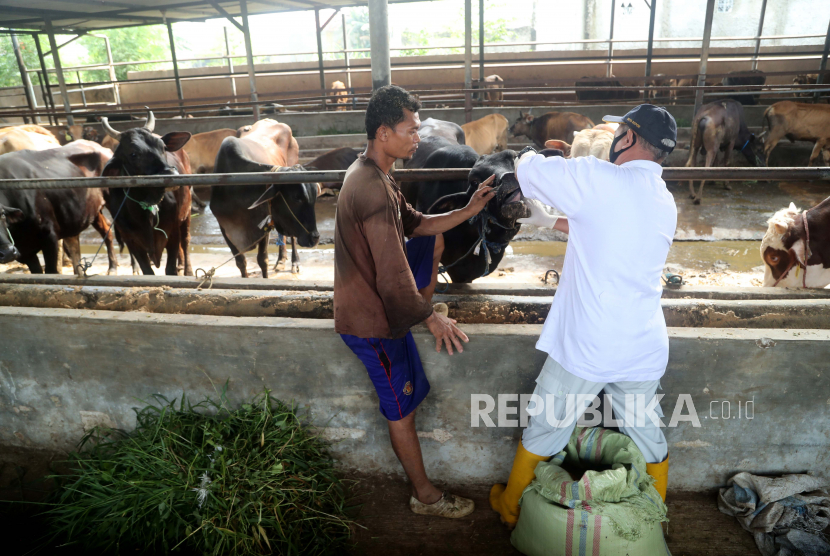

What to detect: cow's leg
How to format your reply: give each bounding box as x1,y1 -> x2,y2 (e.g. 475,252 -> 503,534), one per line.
179,216 -> 192,276
693,149 -> 718,205
763,128 -> 787,165
42,234 -> 60,274
91,211 -> 118,275
291,237 -> 300,274
165,226 -> 181,276
21,253 -> 43,274
133,250 -> 155,275
218,225 -> 248,278
723,140 -> 735,190
808,138 -> 830,167
130,254 -> 141,275
418,234 -> 444,304
257,236 -> 269,279
275,233 -> 287,271
62,235 -> 83,276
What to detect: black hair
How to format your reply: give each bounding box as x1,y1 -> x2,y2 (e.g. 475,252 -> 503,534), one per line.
365,85 -> 421,140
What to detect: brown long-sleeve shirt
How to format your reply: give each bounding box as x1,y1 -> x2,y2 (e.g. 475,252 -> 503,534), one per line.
334,154 -> 433,339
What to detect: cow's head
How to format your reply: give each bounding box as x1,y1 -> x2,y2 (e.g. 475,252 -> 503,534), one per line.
759,202 -> 830,288
738,134 -> 765,167
249,165 -> 320,248
509,112 -> 535,138
101,111 -> 191,179
0,204 -> 23,264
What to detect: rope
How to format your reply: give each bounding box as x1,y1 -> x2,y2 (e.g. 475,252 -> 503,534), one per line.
436,208 -> 512,290
194,231 -> 271,290
79,187 -> 131,277
124,190 -> 167,239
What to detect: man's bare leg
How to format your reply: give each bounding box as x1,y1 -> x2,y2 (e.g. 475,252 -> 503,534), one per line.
387,409 -> 443,504
418,233 -> 444,304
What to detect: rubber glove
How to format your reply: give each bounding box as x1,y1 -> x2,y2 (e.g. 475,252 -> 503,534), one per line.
517,199 -> 559,228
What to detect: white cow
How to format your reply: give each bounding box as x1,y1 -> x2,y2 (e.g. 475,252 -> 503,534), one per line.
543,125 -> 616,161
760,201 -> 830,288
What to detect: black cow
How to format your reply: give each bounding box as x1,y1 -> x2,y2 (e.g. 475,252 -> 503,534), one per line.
212,136 -> 320,277
418,118 -> 466,144
403,135 -> 479,211
100,112 -> 194,276
575,76 -> 640,102
0,141 -> 117,274
722,70 -> 766,106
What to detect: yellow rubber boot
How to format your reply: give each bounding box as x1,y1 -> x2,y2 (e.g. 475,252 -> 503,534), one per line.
646,454 -> 669,502
490,442 -> 549,528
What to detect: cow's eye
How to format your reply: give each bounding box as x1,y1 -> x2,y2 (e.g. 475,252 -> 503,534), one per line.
769,255 -> 779,264
470,180 -> 479,187
130,152 -> 137,158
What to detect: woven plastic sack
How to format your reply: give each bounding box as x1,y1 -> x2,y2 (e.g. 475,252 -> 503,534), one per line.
511,426 -> 671,556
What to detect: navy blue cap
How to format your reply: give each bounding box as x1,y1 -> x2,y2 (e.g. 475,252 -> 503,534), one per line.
603,104 -> 677,153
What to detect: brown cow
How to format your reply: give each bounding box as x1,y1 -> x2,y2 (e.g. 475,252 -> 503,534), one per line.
761,101 -> 830,166
482,74 -> 504,104
669,77 -> 719,104
761,199 -> 830,288
509,111 -> 594,148
462,113 -> 509,155
0,125 -> 61,154
182,128 -> 239,174
331,80 -> 349,111
686,99 -> 765,204
648,74 -> 672,101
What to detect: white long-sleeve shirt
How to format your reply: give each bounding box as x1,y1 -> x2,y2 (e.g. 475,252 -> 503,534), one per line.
516,154 -> 677,383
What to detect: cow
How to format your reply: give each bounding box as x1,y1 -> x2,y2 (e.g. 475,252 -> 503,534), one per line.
509,111 -> 594,148
669,77 -> 718,104
648,74 -> 672,101
100,112 -> 194,276
574,76 -> 639,102
422,150 -> 537,283
686,99 -> 765,204
544,126 -> 615,161
0,125 -> 61,155
761,101 -> 830,166
215,103 -> 285,117
462,113 -> 509,155
403,135 -> 479,211
211,119 -> 319,277
761,199 -> 830,288
304,147 -> 361,191
482,74 -> 504,104
792,74 -> 827,99
331,81 -> 349,111
721,70 -> 766,106
183,129 -> 239,174
0,201 -> 21,264
0,141 -> 118,275
419,118 -> 466,144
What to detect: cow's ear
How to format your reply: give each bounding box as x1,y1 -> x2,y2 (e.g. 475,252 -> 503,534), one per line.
102,158 -> 122,177
774,223 -> 788,235
161,131 -> 191,152
68,152 -> 105,177
249,185 -> 279,209
3,207 -> 24,224
427,192 -> 468,215
545,140 -> 571,156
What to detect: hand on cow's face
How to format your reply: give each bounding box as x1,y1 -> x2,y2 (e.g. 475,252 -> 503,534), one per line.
464,175 -> 496,215
378,109 -> 421,161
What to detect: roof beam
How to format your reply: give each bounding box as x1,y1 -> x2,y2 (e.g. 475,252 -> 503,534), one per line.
208,1 -> 244,32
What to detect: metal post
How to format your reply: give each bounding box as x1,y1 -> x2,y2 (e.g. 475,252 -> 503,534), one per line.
816,17 -> 830,101
751,0 -> 768,71
607,0 -> 615,77
101,35 -> 120,106
368,0 -> 391,90
10,34 -> 38,124
314,8 -> 327,110
693,0 -> 716,117
239,0 -> 260,120
479,0 -> 485,84
165,16 -> 185,116
224,26 -> 237,99
341,13 -> 352,92
645,0 -> 657,78
45,20 -> 74,126
464,0 -> 472,122
77,72 -> 87,108
33,34 -> 55,126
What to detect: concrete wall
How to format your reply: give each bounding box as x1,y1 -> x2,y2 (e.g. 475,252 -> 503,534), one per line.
1,306 -> 828,491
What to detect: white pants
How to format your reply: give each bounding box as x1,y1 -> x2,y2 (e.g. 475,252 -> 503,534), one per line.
521,357 -> 668,463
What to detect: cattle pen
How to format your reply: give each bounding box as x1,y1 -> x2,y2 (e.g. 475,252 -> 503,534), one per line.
2,1 -> 830,555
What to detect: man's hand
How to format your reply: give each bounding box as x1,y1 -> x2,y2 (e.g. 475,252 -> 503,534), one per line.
463,175 -> 496,216
424,311 -> 469,355
517,199 -> 560,228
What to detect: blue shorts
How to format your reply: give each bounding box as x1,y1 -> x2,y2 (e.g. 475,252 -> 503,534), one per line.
340,235 -> 436,421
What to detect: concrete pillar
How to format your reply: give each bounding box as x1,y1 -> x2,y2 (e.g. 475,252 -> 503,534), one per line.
165,18 -> 185,116
44,20 -> 74,126
693,0 -> 716,118
751,0 -> 768,71
314,8 -> 328,110
464,0 -> 472,121
10,34 -> 39,124
239,0 -> 260,120
368,0 -> 391,91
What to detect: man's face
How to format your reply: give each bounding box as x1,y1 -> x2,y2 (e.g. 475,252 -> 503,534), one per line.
379,109 -> 421,160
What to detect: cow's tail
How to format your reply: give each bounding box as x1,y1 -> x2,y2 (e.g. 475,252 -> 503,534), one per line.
114,226 -> 125,254
760,105 -> 773,140
687,116 -> 706,165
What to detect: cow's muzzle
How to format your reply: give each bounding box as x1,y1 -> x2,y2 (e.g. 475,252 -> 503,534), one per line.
0,245 -> 20,264
497,173 -> 530,220
297,230 -> 321,249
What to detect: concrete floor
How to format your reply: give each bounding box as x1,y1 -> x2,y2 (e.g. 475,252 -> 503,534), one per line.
347,474 -> 760,556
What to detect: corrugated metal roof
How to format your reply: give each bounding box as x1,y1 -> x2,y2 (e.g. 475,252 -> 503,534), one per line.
1,0 -> 412,32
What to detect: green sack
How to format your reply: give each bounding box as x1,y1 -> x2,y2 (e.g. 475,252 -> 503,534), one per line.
511,427 -> 671,556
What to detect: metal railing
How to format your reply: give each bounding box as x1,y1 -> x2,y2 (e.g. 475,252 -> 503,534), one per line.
0,168 -> 828,192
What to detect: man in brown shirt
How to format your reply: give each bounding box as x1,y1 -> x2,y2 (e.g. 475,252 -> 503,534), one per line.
335,85 -> 495,518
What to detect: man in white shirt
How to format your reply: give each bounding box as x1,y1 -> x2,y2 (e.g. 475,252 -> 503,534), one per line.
490,104 -> 678,528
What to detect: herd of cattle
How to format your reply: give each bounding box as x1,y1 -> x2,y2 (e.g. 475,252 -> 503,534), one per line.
0,85 -> 828,288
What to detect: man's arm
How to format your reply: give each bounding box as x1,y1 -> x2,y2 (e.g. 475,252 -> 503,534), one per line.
410,176 -> 495,237
516,151 -> 601,217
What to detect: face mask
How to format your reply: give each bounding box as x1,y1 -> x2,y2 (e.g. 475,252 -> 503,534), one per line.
609,131 -> 636,164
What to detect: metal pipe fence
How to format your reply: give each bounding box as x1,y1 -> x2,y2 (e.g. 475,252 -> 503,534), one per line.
0,168 -> 827,192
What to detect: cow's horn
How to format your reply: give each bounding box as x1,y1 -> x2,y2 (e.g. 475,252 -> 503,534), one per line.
144,110 -> 155,132
100,117 -> 121,141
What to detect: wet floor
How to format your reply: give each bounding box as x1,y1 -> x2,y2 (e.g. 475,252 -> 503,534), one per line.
66,180 -> 828,286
